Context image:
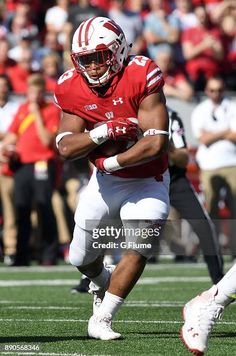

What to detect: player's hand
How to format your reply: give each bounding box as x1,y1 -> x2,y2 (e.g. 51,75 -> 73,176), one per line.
94,157 -> 107,172
106,117 -> 139,141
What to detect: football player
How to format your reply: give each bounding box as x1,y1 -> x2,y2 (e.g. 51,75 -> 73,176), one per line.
181,262 -> 236,355
55,17 -> 170,340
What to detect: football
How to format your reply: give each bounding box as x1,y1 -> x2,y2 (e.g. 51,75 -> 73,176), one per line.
94,139 -> 130,157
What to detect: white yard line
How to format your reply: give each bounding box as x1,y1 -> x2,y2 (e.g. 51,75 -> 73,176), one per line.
0,276 -> 210,287
0,280 -> 79,287
3,302 -> 185,309
0,262 -> 233,273
0,318 -> 235,326
138,277 -> 210,284
0,266 -> 75,273
0,262 -> 220,273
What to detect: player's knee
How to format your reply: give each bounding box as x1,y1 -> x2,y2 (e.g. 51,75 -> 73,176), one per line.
69,243 -> 100,267
68,245 -> 86,267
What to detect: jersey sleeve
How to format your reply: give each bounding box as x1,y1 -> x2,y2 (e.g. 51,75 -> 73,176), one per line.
54,68 -> 77,114
138,59 -> 164,104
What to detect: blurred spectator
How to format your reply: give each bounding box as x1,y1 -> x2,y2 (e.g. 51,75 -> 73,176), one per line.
143,0 -> 180,61
53,158 -> 91,263
155,47 -> 193,101
210,0 -> 236,24
0,74 -> 20,265
0,26 -> 7,39
172,0 -> 198,31
44,0 -> 69,46
181,6 -> 224,91
108,0 -> 145,55
191,0 -> 223,13
41,52 -> 62,93
34,31 -> 63,68
7,48 -> 35,94
220,14 -> 236,90
191,76 -> 236,257
4,1 -> 41,23
0,38 -> 16,74
91,0 -> 110,11
125,0 -> 150,18
6,2 -> 38,49
8,32 -> 39,69
0,73 -> 61,266
62,50 -> 73,72
63,0 -> 107,51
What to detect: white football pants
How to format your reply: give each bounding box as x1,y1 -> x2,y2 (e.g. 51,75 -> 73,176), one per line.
69,168 -> 170,266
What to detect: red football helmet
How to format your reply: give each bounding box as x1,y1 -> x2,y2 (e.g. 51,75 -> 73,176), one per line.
71,17 -> 130,86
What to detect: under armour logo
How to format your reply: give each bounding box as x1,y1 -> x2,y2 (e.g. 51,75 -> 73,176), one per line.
115,126 -> 126,134
113,98 -> 123,105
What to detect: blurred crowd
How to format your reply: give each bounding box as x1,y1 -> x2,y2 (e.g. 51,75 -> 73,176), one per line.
0,0 -> 236,266
0,0 -> 235,96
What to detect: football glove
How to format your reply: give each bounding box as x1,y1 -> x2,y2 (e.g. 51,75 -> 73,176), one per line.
94,157 -> 107,172
106,117 -> 139,141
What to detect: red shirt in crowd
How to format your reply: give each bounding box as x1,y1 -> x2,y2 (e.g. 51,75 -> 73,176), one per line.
191,0 -> 222,6
0,59 -> 16,75
7,65 -> 34,94
44,75 -> 57,93
163,69 -> 188,87
8,100 -> 61,163
181,26 -> 222,81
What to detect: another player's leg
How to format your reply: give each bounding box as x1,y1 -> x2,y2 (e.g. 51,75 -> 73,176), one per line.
71,275 -> 90,294
181,263 -> 236,355
170,176 -> 223,284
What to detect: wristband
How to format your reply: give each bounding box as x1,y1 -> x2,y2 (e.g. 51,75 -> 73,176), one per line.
103,155 -> 122,172
89,124 -> 108,145
56,131 -> 73,148
143,129 -> 169,137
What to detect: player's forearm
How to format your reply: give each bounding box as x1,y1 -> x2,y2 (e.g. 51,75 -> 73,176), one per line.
116,135 -> 168,167
57,132 -> 98,159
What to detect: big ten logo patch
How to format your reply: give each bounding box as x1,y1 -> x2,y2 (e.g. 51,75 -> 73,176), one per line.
84,104 -> 98,111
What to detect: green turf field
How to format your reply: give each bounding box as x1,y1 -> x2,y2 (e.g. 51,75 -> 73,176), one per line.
0,261 -> 235,356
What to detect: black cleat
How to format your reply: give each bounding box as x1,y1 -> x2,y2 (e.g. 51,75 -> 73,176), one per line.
71,277 -> 90,294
